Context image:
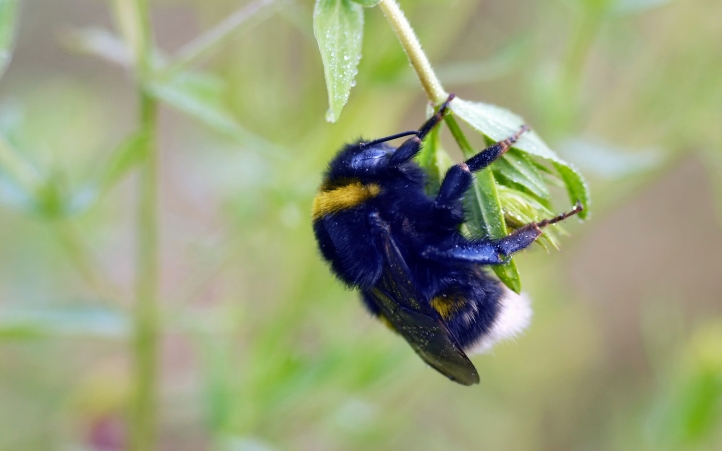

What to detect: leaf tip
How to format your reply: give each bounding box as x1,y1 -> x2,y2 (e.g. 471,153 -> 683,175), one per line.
324,109 -> 338,123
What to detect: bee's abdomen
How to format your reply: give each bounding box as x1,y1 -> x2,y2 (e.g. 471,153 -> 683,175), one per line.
428,274 -> 503,350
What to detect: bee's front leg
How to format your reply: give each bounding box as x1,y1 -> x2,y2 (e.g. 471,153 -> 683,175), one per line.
389,94 -> 455,167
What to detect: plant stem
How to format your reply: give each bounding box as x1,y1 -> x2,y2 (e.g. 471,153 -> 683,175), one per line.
378,0 -> 447,104
131,91 -> 159,451
128,0 -> 159,450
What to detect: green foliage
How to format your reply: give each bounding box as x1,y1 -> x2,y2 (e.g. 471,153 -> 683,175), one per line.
494,149 -> 551,201
450,98 -> 589,219
313,0 -> 364,122
553,162 -> 590,219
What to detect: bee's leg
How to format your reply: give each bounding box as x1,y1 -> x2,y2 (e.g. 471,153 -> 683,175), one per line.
433,126 -> 530,210
389,94 -> 455,167
434,164 -> 473,210
465,125 -> 529,172
417,94 -> 455,140
496,201 -> 583,255
423,202 -> 583,264
423,240 -> 505,264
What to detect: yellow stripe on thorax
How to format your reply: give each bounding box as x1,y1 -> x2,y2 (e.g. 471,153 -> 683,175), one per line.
312,180 -> 381,220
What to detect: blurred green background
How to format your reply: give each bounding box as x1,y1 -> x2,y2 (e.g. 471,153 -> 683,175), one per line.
1,0 -> 721,450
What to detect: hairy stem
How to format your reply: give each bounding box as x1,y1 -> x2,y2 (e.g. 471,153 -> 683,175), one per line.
378,0 -> 447,104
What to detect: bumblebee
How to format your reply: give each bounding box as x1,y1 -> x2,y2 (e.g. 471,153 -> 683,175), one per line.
312,95 -> 582,385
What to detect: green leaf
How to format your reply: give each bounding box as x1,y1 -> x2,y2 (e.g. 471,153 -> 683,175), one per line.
450,97 -> 590,216
0,0 -> 21,79
494,149 -> 550,200
350,0 -> 381,6
554,162 -> 590,219
0,307 -> 129,340
451,98 -> 558,162
415,124 -> 453,196
497,185 -> 563,251
147,70 -> 275,151
313,0 -> 364,122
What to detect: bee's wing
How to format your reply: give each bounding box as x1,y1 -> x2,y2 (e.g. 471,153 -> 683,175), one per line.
368,222 -> 480,386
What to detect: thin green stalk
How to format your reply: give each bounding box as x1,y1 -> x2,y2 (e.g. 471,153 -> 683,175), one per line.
127,0 -> 160,450
378,0 -> 447,104
379,0 -> 466,156
131,91 -> 159,451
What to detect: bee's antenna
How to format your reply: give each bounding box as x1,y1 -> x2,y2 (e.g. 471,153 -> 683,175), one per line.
535,201 -> 584,228
359,131 -> 419,149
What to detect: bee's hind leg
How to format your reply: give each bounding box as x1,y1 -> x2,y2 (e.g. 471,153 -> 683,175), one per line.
423,202 -> 583,264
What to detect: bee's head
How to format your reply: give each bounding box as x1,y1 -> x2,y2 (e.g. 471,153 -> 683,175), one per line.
326,141 -> 396,180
